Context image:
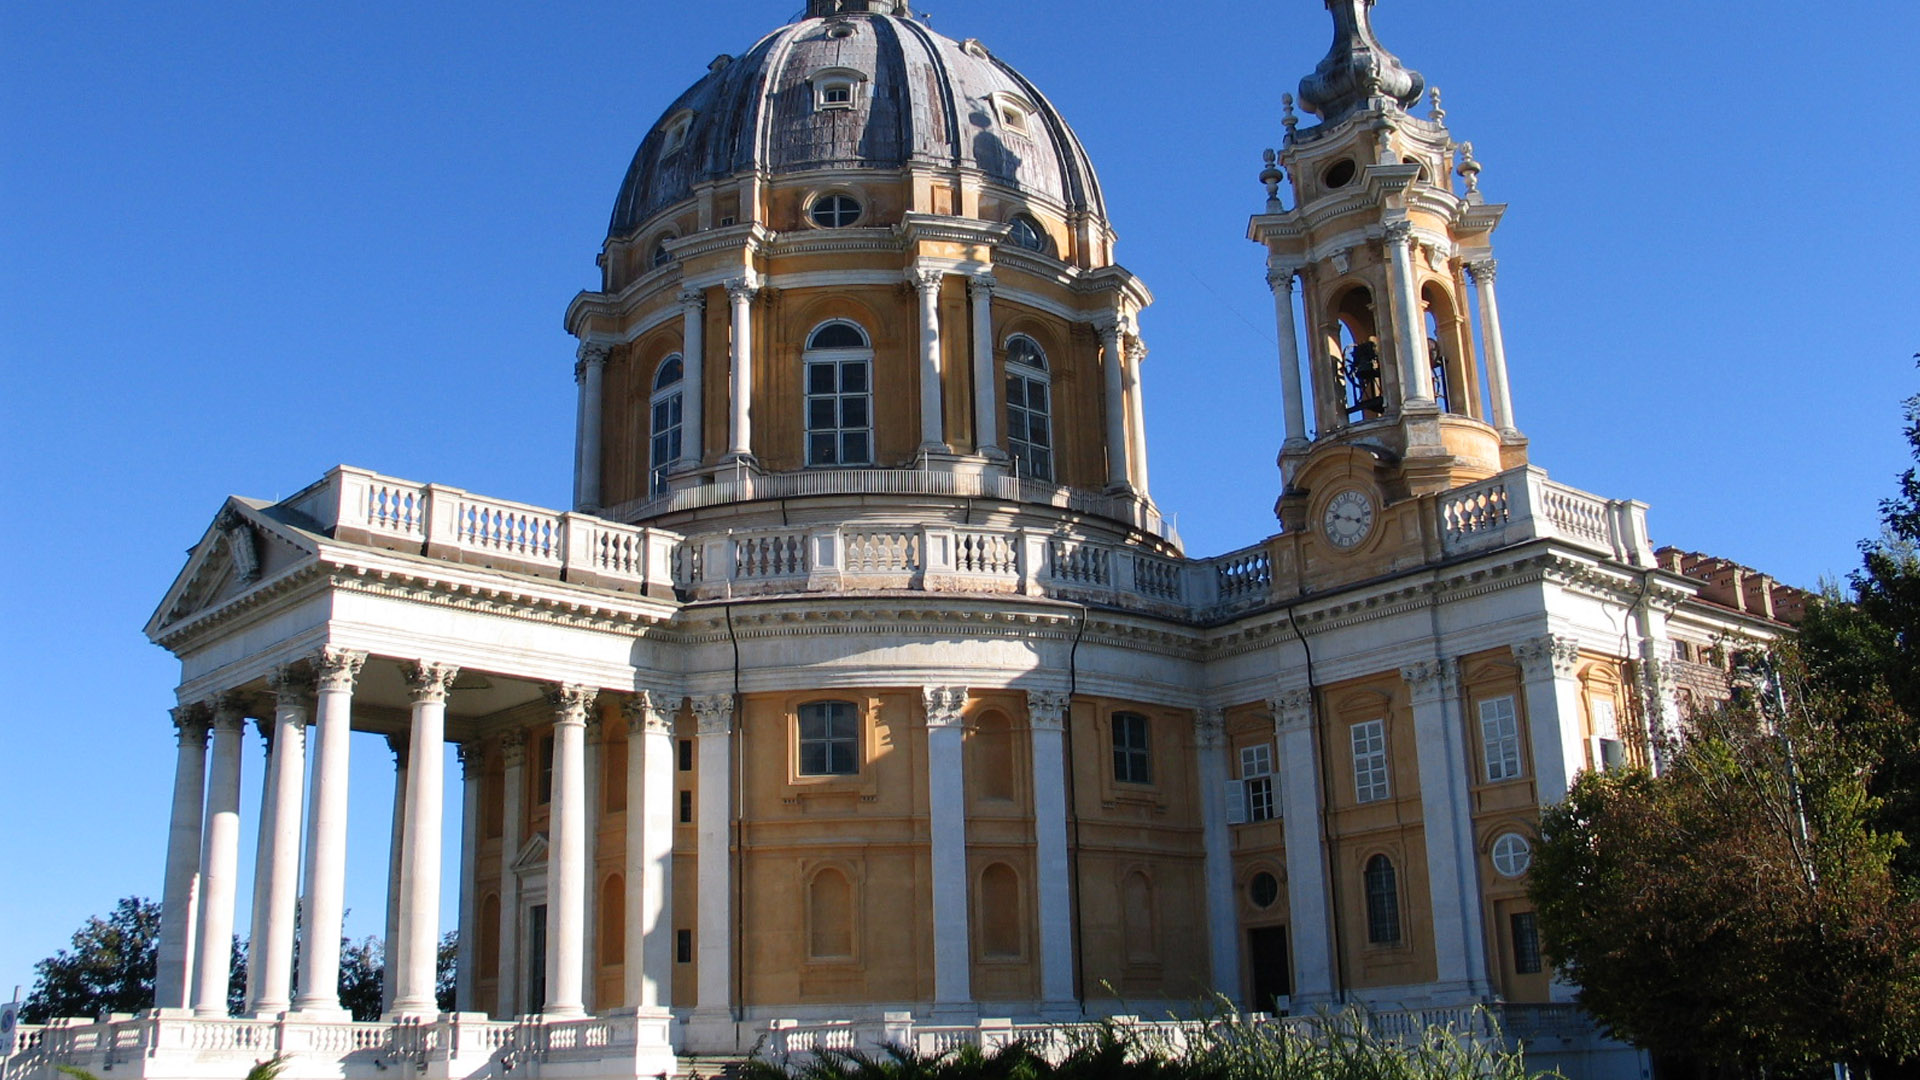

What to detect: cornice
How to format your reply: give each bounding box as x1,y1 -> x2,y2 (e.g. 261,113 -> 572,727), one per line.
152,562 -> 332,653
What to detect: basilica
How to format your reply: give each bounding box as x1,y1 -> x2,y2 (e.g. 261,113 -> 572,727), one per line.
14,2 -> 1801,1079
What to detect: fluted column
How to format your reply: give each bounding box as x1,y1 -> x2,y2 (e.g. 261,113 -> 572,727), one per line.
1025,692 -> 1075,1011
251,668 -> 310,1016
678,287 -> 707,468
624,690 -> 680,1011
923,687 -> 971,1011
1096,318 -> 1132,491
575,342 -> 611,512
544,684 -> 597,1019
392,661 -> 458,1017
1124,338 -> 1150,497
296,646 -> 365,1015
912,267 -> 948,451
1383,222 -> 1433,408
455,744 -> 483,1013
1268,268 -> 1309,449
382,733 -> 408,1015
1272,688 -> 1335,1003
724,277 -> 757,460
1194,709 -> 1239,1004
691,695 -> 734,1019
1404,659 -> 1491,998
192,696 -> 247,1017
495,732 -> 528,1017
156,706 -> 211,1011
1465,260 -> 1514,432
969,275 -> 1000,457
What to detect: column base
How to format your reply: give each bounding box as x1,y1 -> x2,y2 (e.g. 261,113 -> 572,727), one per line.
247,1005 -> 291,1021
1036,1000 -> 1082,1021
290,1004 -> 353,1022
682,1009 -> 745,1056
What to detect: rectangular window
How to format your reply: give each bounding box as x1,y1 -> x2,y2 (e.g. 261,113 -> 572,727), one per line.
1111,712 -> 1152,785
1511,912 -> 1542,974
537,734 -> 556,805
1240,743 -> 1276,822
1480,696 -> 1523,782
678,789 -> 693,823
798,701 -> 861,776
677,738 -> 693,772
1351,720 -> 1389,803
675,929 -> 693,964
804,355 -> 874,467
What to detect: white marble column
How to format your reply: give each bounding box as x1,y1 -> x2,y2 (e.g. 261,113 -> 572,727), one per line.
582,713 -> 605,1014
624,690 -> 680,1011
245,718 -> 273,1014
382,733 -> 407,1015
691,695 -> 734,1019
1403,659 -> 1491,998
295,646 -> 365,1016
544,685 -> 596,1019
575,343 -> 611,512
912,266 -> 948,451
1271,689 -> 1335,1003
1268,268 -> 1309,449
1124,338 -> 1150,497
1194,709 -> 1239,1004
192,696 -> 247,1017
1513,635 -> 1589,802
923,687 -> 971,1012
1096,319 -> 1133,491
1025,692 -> 1076,1012
496,732 -> 528,1018
1383,222 -> 1433,408
969,275 -> 999,457
251,668 -> 310,1016
455,743 -> 483,1013
1465,260 -> 1514,432
392,661 -> 457,1017
724,277 -> 757,461
156,706 -> 210,1011
678,287 -> 707,469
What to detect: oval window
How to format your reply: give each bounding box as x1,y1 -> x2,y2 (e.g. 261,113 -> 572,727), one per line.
1323,159 -> 1358,189
810,193 -> 863,228
1491,832 -> 1533,878
1248,871 -> 1280,909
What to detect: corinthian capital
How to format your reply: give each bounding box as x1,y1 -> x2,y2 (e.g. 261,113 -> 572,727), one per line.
1401,658 -> 1460,701
171,704 -> 212,748
1512,634 -> 1581,680
723,276 -> 759,303
577,340 -> 613,365
922,686 -> 969,728
544,683 -> 599,726
313,647 -> 367,692
405,661 -> 461,704
1026,691 -> 1070,731
498,730 -> 529,769
677,286 -> 707,309
624,688 -> 682,737
458,742 -> 486,781
1267,688 -> 1314,732
1464,259 -> 1498,285
1194,708 -> 1226,749
1382,220 -> 1416,248
1266,267 -> 1297,294
269,663 -> 314,706
968,274 -> 997,299
692,694 -> 734,736
910,266 -> 946,293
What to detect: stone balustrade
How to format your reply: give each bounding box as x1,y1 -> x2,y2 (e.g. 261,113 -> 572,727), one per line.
1438,466 -> 1653,566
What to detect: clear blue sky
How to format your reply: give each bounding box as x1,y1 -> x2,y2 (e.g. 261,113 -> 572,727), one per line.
2,0 -> 1916,997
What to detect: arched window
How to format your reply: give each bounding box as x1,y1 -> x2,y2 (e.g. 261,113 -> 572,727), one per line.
1007,214 -> 1047,254
798,700 -> 861,776
804,321 -> 873,467
1422,283 -> 1461,415
649,354 -> 685,497
808,868 -> 855,959
1333,287 -> 1384,423
1004,335 -> 1053,482
1364,855 -> 1401,944
651,237 -> 674,269
979,863 -> 1022,959
600,874 -> 625,966
969,711 -> 1015,802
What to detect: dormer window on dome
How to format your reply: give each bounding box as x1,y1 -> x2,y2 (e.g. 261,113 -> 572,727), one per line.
810,67 -> 868,112
991,93 -> 1034,137
659,111 -> 694,157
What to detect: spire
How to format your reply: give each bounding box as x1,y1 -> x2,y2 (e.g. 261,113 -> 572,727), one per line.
806,0 -> 909,16
1296,0 -> 1425,123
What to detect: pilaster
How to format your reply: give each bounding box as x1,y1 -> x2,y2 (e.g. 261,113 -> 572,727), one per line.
922,686 -> 971,1014
1194,709 -> 1240,1005
1401,659 -> 1491,999
1025,690 -> 1076,1013
1269,688 -> 1335,1003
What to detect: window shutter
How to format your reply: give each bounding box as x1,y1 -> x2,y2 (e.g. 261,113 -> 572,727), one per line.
1225,779 -> 1248,825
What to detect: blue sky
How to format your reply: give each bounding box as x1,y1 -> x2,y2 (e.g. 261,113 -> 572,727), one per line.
2,0 -> 1916,996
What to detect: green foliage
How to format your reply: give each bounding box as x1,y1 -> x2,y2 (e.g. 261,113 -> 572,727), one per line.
436,931 -> 458,1013
23,898 -> 162,1023
54,1067 -> 103,1080
244,1055 -> 289,1080
337,936 -> 384,1022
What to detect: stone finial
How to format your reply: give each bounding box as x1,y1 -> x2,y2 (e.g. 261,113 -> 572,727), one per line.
1456,141 -> 1482,196
1260,149 -> 1285,207
1429,86 -> 1445,123
1297,0 -> 1426,124
1281,93 -> 1299,141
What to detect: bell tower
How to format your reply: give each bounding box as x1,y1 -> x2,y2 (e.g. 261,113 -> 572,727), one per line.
1252,0 -> 1524,537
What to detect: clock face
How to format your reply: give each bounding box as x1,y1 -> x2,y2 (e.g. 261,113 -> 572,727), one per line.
1322,489 -> 1375,550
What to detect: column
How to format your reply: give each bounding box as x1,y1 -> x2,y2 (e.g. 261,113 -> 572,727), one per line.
1383,222 -> 1433,408
912,267 -> 947,451
455,744 -> 484,1013
296,646 -> 366,1016
624,690 -> 680,1011
496,732 -> 528,1018
1465,260 -> 1515,432
1271,689 -> 1335,1003
923,687 -> 971,1011
245,718 -> 273,1014
1268,267 -> 1309,449
392,661 -> 458,1017
1403,659 -> 1492,998
1096,318 -> 1132,491
252,667 -> 310,1016
575,343 -> 610,512
1513,635 -> 1590,802
1194,709 -> 1239,1004
381,734 -> 408,1016
1124,338 -> 1151,497
155,705 -> 210,1011
724,277 -> 757,460
968,275 -> 1000,457
678,287 -> 707,469
1025,692 -> 1076,1012
192,696 -> 247,1017
581,713 -> 604,1014
544,684 -> 597,1019
691,695 -> 734,1019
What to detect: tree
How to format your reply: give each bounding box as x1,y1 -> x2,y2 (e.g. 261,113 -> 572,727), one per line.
435,932 -> 458,1014
23,899 -> 161,1023
337,936 -> 383,1022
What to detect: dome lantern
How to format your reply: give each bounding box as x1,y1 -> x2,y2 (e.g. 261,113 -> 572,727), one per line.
1297,0 -> 1424,123
805,0 -> 910,16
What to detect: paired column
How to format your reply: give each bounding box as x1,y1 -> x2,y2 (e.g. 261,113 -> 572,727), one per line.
691,695 -> 735,1019
912,267 -> 947,451
1513,634 -> 1590,800
392,661 -> 458,1017
1464,260 -> 1515,433
544,684 -> 597,1019
296,646 -> 366,1015
724,277 -> 757,461
192,696 -> 247,1017
1403,660 -> 1492,998
1096,319 -> 1133,491
1272,689 -> 1336,1003
574,342 -> 610,512
455,744 -> 484,1013
1194,710 -> 1239,1004
250,667 -> 310,1016
923,687 -> 971,1011
678,288 -> 707,469
1268,268 -> 1310,449
1383,222 -> 1434,408
1124,339 -> 1151,497
496,732 -> 529,1017
155,706 -> 211,1011
968,275 -> 1000,457
1025,692 -> 1076,1012
624,690 -> 681,1011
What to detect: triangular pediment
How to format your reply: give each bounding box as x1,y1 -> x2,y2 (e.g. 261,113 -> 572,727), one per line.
511,832 -> 551,875
145,497 -> 323,640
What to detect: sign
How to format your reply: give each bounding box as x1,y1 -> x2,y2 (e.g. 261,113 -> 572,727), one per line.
0,1000 -> 19,1058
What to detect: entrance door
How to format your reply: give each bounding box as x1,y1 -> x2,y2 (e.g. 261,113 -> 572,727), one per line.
1248,926 -> 1291,1013
527,904 -> 548,1015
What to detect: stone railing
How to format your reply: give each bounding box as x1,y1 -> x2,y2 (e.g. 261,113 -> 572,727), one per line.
1437,466 -> 1653,566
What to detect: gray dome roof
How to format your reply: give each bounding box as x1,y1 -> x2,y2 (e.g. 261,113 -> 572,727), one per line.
608,12 -> 1107,239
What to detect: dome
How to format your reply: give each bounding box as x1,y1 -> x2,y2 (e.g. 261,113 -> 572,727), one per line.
607,9 -> 1107,239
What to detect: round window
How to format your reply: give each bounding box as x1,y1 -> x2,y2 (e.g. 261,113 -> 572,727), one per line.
1248,871 -> 1280,909
810,193 -> 863,229
1323,159 -> 1358,189
1491,832 -> 1533,878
